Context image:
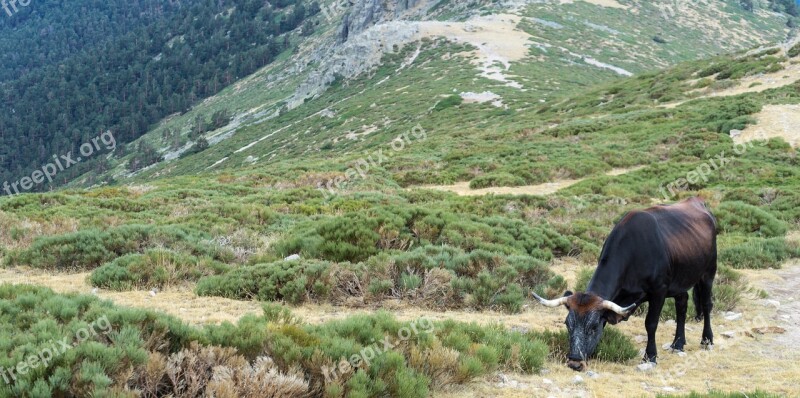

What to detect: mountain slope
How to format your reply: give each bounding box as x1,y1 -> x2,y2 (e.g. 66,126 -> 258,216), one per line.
86,0 -> 793,187
0,0 -> 319,191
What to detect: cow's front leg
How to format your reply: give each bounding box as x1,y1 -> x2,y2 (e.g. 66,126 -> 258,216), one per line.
644,295 -> 666,363
670,292 -> 688,352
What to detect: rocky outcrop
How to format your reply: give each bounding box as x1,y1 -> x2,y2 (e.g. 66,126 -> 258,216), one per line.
338,0 -> 425,42
289,21 -> 421,109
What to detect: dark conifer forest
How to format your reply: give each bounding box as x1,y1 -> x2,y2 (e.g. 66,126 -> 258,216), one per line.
0,0 -> 318,190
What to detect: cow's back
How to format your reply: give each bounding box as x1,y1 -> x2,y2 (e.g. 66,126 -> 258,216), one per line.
591,197 -> 717,299
645,198 -> 717,291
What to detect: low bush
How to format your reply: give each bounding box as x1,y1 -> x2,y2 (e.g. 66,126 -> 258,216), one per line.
719,237 -> 800,269
574,267 -> 594,292
90,250 -> 230,291
272,205 -> 572,264
433,95 -> 463,111
6,224 -> 232,271
197,246 -> 558,313
0,285 -> 557,398
469,173 -> 527,189
195,259 -> 333,304
715,201 -> 787,237
788,42 -> 800,58
0,284 -> 202,398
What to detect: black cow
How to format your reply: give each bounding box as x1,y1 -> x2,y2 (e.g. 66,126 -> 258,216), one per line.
533,197 -> 717,371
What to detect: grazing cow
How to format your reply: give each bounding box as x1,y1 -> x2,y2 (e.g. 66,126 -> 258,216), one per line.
532,197 -> 717,371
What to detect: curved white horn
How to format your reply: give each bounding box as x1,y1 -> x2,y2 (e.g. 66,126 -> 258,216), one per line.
601,300 -> 636,315
531,292 -> 570,307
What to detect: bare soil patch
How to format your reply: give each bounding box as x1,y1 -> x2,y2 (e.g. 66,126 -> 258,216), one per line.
735,104 -> 800,148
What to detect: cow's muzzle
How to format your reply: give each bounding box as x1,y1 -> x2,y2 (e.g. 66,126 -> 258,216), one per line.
567,359 -> 587,371
567,355 -> 587,371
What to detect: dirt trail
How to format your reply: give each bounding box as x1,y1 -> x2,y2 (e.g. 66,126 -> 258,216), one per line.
415,166 -> 644,196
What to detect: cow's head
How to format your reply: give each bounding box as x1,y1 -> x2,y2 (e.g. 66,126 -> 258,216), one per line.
532,291 -> 636,371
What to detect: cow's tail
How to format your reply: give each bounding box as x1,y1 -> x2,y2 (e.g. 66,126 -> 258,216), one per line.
692,283 -> 703,322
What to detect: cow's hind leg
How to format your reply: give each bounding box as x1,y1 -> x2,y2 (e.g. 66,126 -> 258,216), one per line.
644,295 -> 666,363
670,292 -> 688,352
696,278 -> 714,348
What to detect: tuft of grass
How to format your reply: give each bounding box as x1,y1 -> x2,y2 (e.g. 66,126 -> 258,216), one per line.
531,327 -> 637,364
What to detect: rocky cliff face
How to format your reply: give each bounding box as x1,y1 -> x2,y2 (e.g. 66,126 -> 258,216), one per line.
338,0 -> 423,42
287,0 -> 434,109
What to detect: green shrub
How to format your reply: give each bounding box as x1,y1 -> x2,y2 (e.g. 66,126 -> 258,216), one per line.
788,42 -> 800,58
715,202 -> 787,237
196,259 -> 333,304
433,95 -> 463,111
90,250 -> 229,290
719,237 -> 800,269
0,284 -> 201,398
6,224 -> 230,271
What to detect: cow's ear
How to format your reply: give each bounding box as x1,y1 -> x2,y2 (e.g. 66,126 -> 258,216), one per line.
603,310 -> 625,325
561,291 -> 573,309
603,308 -> 634,325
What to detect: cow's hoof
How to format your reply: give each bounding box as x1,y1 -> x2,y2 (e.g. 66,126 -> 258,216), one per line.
670,338 -> 686,352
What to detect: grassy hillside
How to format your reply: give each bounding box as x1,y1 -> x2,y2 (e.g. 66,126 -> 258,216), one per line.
77,0 -> 792,187
1,2 -> 799,397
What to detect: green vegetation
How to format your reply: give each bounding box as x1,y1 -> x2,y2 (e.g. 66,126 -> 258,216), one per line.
0,5 -> 799,395
195,247 -> 562,312
719,236 -> 800,269
0,284 -> 560,397
533,327 -> 638,364
0,0 -> 321,190
90,250 -> 230,291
